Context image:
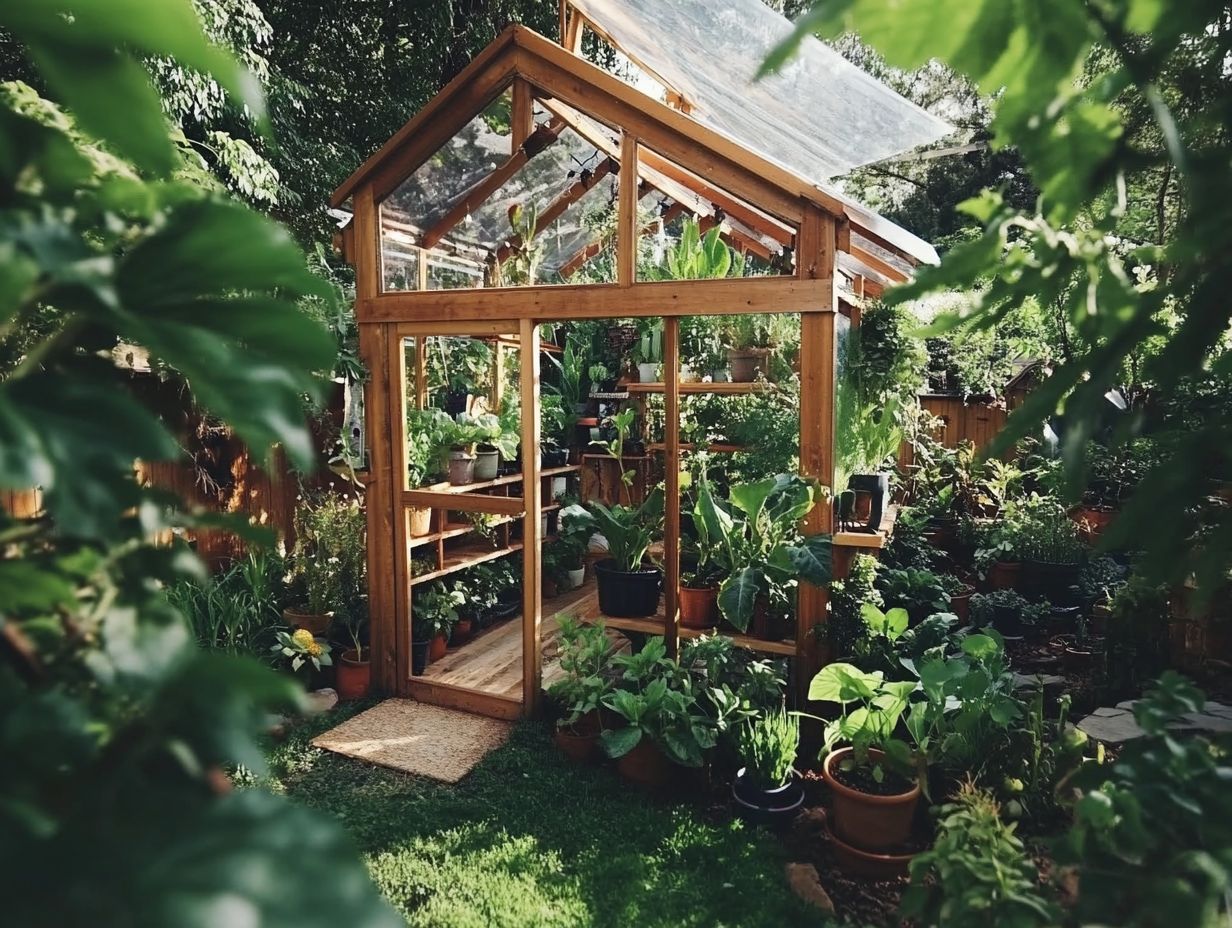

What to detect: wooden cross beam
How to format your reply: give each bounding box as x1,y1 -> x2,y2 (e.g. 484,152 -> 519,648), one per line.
492,155 -> 616,265
555,180 -> 654,279
419,116 -> 566,250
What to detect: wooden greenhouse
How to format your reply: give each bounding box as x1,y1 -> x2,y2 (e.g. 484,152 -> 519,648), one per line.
332,0 -> 949,720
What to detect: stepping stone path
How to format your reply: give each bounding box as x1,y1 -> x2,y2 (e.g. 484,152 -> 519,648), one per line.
1077,699 -> 1232,745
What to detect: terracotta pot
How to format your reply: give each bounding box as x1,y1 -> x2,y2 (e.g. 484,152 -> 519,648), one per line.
1071,504 -> 1116,544
408,506 -> 432,537
554,714 -> 603,764
336,648 -> 371,701
825,816 -> 915,878
679,585 -> 719,629
451,616 -> 474,645
429,633 -> 448,661
282,608 -> 333,635
950,588 -> 973,625
616,738 -> 673,789
727,347 -> 771,383
822,748 -> 921,853
986,560 -> 1021,592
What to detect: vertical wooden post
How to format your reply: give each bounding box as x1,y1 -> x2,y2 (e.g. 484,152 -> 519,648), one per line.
617,134 -> 638,288
512,79 -> 534,149
386,330 -> 411,685
663,316 -> 680,657
416,246 -> 429,291
796,205 -> 837,700
413,336 -> 428,410
491,340 -> 505,411
354,185 -> 401,694
519,319 -> 544,714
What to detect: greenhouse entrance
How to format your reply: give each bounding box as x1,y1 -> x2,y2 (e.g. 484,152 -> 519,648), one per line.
332,9 -> 946,719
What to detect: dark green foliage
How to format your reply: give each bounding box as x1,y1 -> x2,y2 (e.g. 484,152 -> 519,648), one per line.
266,711 -> 817,927
828,552 -> 881,658
1104,576 -> 1171,699
901,784 -> 1059,928
1061,673 -> 1232,928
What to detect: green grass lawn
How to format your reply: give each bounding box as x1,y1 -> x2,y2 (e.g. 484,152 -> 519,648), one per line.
267,705 -> 819,927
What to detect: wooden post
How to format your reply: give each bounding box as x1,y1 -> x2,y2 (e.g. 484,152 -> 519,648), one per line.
512,78 -> 534,149
796,205 -> 837,700
663,316 -> 680,657
354,185 -> 402,694
519,319 -> 544,714
413,336 -> 428,410
617,133 -> 638,287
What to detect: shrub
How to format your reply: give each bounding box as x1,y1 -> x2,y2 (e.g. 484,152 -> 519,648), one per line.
901,783 -> 1059,928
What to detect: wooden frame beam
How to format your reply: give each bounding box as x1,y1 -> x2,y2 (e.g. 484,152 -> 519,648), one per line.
359,276 -> 832,324
419,116 -> 565,250
663,317 -> 680,657
519,320 -> 543,713
494,156 -> 615,265
402,490 -> 526,516
617,132 -> 638,287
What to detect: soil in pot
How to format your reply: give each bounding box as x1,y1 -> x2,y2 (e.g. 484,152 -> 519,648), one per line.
822,747 -> 921,853
336,648 -> 371,701
616,738 -> 673,789
727,347 -> 771,383
731,767 -> 804,829
595,559 -> 662,618
473,448 -> 499,481
679,584 -> 719,629
408,506 -> 432,537
429,633 -> 448,662
411,639 -> 430,675
447,451 -> 476,486
282,608 -> 333,636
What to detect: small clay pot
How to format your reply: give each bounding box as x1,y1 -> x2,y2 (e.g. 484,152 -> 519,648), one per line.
822,748 -> 920,853
336,648 -> 371,701
825,817 -> 915,879
429,633 -> 448,661
408,506 -> 432,537
727,347 -> 771,383
679,585 -> 719,629
986,560 -> 1021,592
616,738 -> 673,789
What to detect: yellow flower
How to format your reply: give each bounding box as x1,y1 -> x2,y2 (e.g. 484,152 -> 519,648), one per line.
291,628 -> 315,649
306,640 -> 323,657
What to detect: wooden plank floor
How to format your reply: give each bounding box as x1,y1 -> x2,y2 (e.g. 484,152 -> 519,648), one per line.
420,580 -> 617,698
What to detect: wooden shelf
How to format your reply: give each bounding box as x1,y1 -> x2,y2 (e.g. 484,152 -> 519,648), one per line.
647,442 -> 745,453
679,625 -> 796,655
407,502 -> 561,550
833,504 -> 898,550
626,381 -> 774,394
409,465 -> 580,497
409,533 -> 558,586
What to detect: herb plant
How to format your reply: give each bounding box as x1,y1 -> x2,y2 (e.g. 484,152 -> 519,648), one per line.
738,709 -> 799,789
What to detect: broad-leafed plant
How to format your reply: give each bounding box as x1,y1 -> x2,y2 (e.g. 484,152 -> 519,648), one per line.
693,471 -> 833,632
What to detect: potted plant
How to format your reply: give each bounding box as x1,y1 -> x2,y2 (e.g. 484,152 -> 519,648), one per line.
588,362 -> 616,394
405,407 -> 453,534
271,628 -> 333,686
804,662 -> 920,852
724,314 -> 774,383
459,411 -> 513,482
545,504 -> 593,592
633,320 -> 662,383
539,395 -> 571,466
941,573 -> 975,624
693,472 -> 834,636
335,609 -> 371,700
547,615 -> 615,763
415,580 -> 464,661
969,588 -> 1038,640
590,486 -> 665,618
283,493 -> 366,635
601,637 -> 716,788
974,518 -> 1023,591
410,616 -> 431,675
731,709 -> 803,829
1018,506 -> 1085,606
876,567 -> 951,625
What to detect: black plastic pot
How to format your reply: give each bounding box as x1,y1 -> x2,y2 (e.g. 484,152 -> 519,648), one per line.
848,473 -> 890,533
541,447 -> 569,468
731,768 -> 804,829
411,638 -> 430,676
1021,559 -> 1082,606
992,604 -> 1025,639
595,559 -> 662,617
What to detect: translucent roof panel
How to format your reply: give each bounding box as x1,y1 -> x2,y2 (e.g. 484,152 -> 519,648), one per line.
570,0 -> 952,183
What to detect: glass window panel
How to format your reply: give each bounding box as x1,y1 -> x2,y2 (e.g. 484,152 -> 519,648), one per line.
572,0 -> 950,182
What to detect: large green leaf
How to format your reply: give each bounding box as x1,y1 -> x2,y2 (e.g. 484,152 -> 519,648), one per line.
600,725 -> 642,759
783,533 -> 832,585
728,476 -> 778,523
717,564 -> 763,632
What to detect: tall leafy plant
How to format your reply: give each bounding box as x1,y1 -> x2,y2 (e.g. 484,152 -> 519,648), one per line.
0,4 -> 396,925
693,472 -> 833,632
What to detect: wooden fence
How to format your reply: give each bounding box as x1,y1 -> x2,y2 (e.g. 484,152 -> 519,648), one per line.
898,393 -> 1011,469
